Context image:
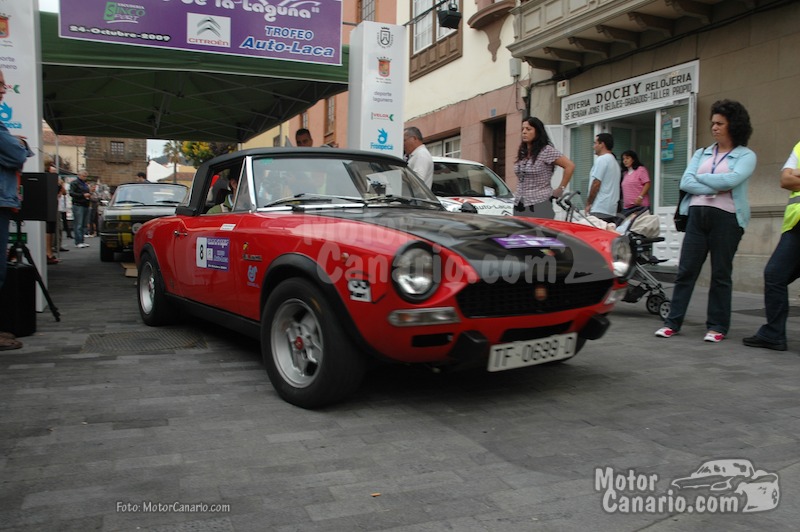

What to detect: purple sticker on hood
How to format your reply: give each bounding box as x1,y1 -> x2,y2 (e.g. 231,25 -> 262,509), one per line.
493,235 -> 565,249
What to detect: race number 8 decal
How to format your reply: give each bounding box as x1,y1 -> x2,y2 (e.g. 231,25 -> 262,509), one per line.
196,237 -> 207,268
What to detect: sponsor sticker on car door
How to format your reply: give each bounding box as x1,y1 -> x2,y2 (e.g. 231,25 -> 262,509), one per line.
196,237 -> 230,271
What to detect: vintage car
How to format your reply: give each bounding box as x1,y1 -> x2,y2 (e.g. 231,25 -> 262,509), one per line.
671,459 -> 780,512
431,156 -> 515,216
99,183 -> 188,261
134,148 -> 633,408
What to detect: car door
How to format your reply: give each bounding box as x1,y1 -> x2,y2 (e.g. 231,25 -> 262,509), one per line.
171,159 -> 245,311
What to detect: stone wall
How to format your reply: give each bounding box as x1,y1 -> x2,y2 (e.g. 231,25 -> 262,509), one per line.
84,137 -> 148,188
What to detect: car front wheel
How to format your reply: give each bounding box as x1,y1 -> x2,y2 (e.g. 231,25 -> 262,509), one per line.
261,278 -> 365,409
138,252 -> 175,326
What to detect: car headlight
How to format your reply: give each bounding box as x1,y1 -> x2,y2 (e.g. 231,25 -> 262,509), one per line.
611,236 -> 634,279
392,243 -> 438,302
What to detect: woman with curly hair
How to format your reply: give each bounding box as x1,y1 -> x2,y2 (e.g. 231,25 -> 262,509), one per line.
513,116 -> 575,219
656,99 -> 756,343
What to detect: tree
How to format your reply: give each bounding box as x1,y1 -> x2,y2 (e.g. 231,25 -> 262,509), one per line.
181,141 -> 237,167
162,140 -> 183,184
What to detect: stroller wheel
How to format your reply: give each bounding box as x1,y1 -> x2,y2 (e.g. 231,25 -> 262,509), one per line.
646,294 -> 666,315
659,300 -> 671,321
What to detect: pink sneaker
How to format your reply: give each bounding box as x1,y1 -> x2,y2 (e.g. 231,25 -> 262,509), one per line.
655,327 -> 676,338
704,332 -> 725,343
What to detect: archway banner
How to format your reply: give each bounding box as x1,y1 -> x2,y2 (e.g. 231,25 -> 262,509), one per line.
58,0 -> 343,66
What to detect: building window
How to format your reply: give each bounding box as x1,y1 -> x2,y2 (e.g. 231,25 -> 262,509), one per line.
412,0 -> 456,53
409,1 -> 462,80
110,141 -> 125,157
358,0 -> 376,22
427,135 -> 461,158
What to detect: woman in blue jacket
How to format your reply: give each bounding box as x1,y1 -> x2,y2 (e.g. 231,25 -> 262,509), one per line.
656,99 -> 756,343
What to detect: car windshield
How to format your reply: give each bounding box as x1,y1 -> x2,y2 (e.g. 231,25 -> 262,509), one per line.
111,184 -> 188,206
431,160 -> 512,198
694,461 -> 751,477
253,155 -> 442,210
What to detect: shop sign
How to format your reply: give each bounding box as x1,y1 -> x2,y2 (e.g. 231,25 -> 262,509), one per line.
562,61 -> 698,125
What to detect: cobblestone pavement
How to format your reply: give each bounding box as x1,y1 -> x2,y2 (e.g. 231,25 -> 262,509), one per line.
1,244 -> 799,531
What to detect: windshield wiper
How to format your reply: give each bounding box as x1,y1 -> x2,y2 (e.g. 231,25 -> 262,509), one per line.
114,200 -> 145,205
262,193 -> 366,209
364,195 -> 442,207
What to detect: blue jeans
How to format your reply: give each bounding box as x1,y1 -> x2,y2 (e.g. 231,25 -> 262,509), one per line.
665,206 -> 743,334
756,223 -> 800,343
72,204 -> 88,245
0,208 -> 10,290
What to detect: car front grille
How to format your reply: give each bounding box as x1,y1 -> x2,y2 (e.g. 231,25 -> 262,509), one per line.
456,278 -> 613,318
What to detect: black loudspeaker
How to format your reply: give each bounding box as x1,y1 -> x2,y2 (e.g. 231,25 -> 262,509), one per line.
437,6 -> 462,29
0,263 -> 37,337
18,172 -> 58,223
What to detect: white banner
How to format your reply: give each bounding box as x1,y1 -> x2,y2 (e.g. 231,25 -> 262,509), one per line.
561,61 -> 699,125
1,0 -> 46,309
347,22 -> 405,158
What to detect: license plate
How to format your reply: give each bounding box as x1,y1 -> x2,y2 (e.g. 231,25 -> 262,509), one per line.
488,333 -> 578,372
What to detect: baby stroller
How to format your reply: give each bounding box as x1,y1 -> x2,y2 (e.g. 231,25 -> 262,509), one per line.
555,191 -> 671,319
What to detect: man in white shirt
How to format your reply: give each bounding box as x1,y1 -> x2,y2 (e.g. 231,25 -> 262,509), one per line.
403,127 -> 433,188
585,133 -> 621,223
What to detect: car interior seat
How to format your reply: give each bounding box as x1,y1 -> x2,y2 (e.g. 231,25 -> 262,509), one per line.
213,186 -> 229,206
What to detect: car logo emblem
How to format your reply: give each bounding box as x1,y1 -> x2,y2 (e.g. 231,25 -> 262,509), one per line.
535,285 -> 547,301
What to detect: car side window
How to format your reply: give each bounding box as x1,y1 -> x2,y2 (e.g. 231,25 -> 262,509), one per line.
232,167 -> 252,212
203,160 -> 244,214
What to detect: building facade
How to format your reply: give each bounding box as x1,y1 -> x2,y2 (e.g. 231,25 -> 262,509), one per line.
507,0 -> 800,291
400,0 -> 524,182
41,123 -> 85,174
84,137 -> 148,187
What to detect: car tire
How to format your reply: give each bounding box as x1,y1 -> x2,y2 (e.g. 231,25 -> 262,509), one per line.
137,252 -> 175,326
261,277 -> 365,409
100,242 -> 114,262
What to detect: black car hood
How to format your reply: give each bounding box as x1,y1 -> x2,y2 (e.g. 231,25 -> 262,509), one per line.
315,209 -> 615,283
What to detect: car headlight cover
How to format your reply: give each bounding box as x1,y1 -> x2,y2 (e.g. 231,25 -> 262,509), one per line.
392,244 -> 437,301
611,236 -> 634,279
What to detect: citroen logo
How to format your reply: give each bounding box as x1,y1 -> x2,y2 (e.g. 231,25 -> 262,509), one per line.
197,18 -> 221,37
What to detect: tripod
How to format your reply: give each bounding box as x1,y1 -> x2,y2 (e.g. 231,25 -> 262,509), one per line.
6,217 -> 61,321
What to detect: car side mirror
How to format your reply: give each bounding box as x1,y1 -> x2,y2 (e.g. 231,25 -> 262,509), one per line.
460,202 -> 478,214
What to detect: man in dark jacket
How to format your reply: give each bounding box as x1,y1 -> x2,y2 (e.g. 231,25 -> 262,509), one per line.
69,170 -> 91,248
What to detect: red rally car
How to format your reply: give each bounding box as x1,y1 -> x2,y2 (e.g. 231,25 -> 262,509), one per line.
134,148 -> 634,408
